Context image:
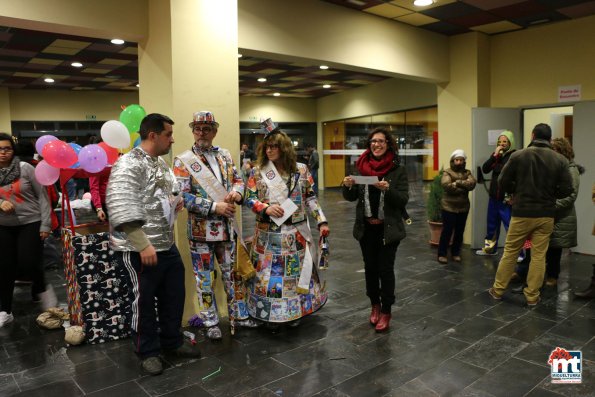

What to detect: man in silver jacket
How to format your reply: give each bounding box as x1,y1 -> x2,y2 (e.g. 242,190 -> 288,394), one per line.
106,113 -> 200,376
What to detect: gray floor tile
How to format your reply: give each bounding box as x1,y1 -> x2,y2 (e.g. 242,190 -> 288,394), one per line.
0,187 -> 593,397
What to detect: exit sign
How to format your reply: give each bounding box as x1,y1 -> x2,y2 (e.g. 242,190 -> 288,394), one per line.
86,115 -> 97,120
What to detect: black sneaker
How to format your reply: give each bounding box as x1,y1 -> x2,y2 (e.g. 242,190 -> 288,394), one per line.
141,356 -> 163,376
166,342 -> 201,358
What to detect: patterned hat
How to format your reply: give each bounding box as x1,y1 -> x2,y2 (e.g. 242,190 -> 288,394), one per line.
260,117 -> 279,137
189,111 -> 219,128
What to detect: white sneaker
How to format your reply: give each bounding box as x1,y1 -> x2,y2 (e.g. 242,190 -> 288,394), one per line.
0,311 -> 14,327
38,284 -> 58,310
233,318 -> 262,328
475,249 -> 497,256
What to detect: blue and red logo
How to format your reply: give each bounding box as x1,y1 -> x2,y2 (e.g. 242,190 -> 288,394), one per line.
548,347 -> 582,384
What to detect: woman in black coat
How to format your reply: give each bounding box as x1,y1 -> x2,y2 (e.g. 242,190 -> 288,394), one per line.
342,127 -> 409,332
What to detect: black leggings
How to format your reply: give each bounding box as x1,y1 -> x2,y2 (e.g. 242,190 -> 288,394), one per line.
0,221 -> 45,313
359,223 -> 400,314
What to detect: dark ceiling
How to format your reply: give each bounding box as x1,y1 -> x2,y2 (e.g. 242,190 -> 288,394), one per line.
321,0 -> 595,36
1,0 -> 593,97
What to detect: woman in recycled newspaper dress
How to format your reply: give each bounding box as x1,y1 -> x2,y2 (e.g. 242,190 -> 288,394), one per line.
244,119 -> 329,327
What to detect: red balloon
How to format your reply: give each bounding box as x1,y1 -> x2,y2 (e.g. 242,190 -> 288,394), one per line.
41,140 -> 77,168
98,142 -> 119,165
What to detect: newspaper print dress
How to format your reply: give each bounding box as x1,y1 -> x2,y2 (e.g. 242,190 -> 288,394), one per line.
244,162 -> 327,323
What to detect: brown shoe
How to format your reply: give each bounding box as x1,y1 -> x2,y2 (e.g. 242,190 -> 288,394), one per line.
527,296 -> 541,307
369,304 -> 381,325
488,287 -> 502,301
375,313 -> 391,332
544,277 -> 557,287
438,256 -> 448,264
453,256 -> 462,262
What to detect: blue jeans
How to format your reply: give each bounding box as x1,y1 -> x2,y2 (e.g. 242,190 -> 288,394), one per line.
485,198 -> 511,252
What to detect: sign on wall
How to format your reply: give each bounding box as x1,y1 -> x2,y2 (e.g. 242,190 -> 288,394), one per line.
558,85 -> 581,103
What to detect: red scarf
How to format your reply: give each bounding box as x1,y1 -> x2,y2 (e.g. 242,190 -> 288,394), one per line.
356,149 -> 395,177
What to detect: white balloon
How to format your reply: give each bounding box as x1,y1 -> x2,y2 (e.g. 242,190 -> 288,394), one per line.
100,120 -> 131,149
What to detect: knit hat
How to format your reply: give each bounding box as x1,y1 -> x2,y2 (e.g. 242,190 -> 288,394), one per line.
450,149 -> 467,160
498,130 -> 515,150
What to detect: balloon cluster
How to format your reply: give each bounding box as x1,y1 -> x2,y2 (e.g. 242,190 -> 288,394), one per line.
34,104 -> 146,186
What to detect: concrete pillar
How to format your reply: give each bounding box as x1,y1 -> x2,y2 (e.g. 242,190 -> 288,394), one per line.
437,32 -> 490,244
139,0 -> 240,322
0,88 -> 11,134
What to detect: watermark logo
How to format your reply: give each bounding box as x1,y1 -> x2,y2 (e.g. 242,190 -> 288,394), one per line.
548,347 -> 582,384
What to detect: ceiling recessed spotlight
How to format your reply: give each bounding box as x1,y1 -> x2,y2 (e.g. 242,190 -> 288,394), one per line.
111,38 -> 125,45
71,62 -> 83,68
319,65 -> 329,70
273,92 -> 281,97
257,77 -> 267,82
238,53 -> 243,58
413,0 -> 434,6
44,77 -> 55,83
136,83 -> 140,87
323,84 -> 331,89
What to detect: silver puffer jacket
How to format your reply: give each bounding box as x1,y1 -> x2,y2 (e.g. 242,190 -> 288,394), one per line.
106,147 -> 178,252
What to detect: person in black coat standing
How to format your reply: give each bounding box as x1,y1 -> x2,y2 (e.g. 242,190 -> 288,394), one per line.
342,127 -> 409,332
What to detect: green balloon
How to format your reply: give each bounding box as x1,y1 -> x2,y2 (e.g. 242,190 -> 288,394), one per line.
119,104 -> 146,133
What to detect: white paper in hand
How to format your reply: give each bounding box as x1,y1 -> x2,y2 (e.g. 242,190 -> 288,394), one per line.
350,175 -> 379,185
270,198 -> 298,226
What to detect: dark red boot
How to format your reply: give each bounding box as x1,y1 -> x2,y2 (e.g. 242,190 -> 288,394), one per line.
369,304 -> 381,325
375,313 -> 391,332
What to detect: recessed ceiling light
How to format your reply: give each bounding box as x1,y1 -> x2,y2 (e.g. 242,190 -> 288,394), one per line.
257,77 -> 267,82
44,78 -> 55,83
319,65 -> 329,70
111,38 -> 125,45
413,0 -> 434,6
136,83 -> 140,87
71,62 -> 83,68
273,93 -> 281,97
238,53 -> 243,58
323,84 -> 331,89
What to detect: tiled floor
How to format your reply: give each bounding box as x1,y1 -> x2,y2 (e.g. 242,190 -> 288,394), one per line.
1,185 -> 594,397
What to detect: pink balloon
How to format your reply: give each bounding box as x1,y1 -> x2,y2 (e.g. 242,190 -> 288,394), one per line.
34,160 -> 60,186
42,140 -> 78,169
78,144 -> 108,173
35,135 -> 57,154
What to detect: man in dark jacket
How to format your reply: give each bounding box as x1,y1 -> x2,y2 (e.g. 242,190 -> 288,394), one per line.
476,130 -> 515,256
489,123 -> 572,306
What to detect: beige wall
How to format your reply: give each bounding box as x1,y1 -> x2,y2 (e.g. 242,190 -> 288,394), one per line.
9,90 -> 139,121
491,15 -> 595,107
0,88 -> 10,133
138,0 -> 173,118
438,33 -> 489,243
239,0 -> 449,83
0,0 -> 147,41
317,78 -> 437,122
523,106 -> 573,146
239,97 -> 317,122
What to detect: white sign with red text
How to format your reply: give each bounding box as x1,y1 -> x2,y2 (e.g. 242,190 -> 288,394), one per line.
558,85 -> 581,102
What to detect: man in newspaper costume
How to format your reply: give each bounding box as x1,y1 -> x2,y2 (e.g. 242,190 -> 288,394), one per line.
106,113 -> 200,376
173,111 -> 258,340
